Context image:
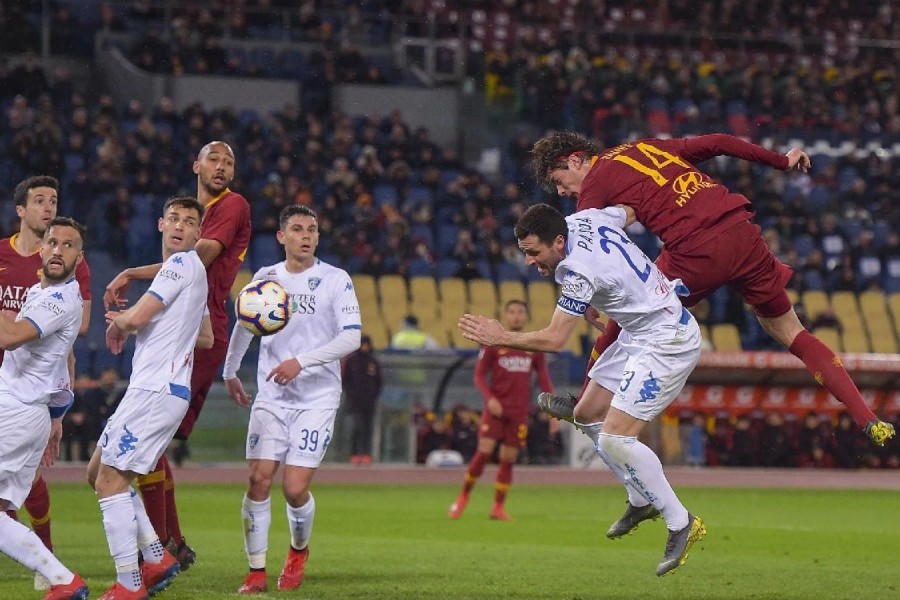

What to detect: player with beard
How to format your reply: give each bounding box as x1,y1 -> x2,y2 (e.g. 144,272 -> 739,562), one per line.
0,217 -> 90,600
0,176 -> 92,591
103,142 -> 251,569
448,300 -> 554,521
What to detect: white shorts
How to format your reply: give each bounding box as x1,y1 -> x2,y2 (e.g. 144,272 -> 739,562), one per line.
246,400 -> 338,468
0,394 -> 49,509
99,386 -> 190,475
589,320 -> 701,422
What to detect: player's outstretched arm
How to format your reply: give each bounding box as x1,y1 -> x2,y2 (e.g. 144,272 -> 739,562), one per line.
222,321 -> 255,407
103,263 -> 163,310
0,313 -> 41,351
459,309 -> 581,353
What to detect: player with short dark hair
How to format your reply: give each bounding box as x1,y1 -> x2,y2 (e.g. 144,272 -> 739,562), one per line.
88,198 -> 213,599
103,142 -> 252,569
0,218 -> 90,599
460,203 -> 706,576
0,176 -> 92,592
223,205 -> 361,594
531,131 -> 895,447
449,300 -> 554,521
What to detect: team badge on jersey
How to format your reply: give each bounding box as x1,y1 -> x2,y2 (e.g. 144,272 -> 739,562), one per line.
248,433 -> 260,449
308,277 -> 321,291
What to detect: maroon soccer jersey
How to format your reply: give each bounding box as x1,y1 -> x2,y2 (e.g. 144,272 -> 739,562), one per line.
0,234 -> 91,363
473,346 -> 553,420
576,134 -> 789,252
201,189 -> 251,342
0,234 -> 92,312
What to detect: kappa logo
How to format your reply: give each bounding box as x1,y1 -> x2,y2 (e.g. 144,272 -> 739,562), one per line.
636,374 -> 661,403
51,292 -> 63,300
308,277 -> 321,291
116,425 -> 139,458
172,256 -> 183,265
345,282 -> 353,291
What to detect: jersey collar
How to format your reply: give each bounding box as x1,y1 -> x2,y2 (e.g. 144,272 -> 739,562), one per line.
204,188 -> 231,211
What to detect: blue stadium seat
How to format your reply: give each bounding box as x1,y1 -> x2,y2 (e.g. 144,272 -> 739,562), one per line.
436,258 -> 461,280
408,258 -> 436,277
495,262 -> 524,282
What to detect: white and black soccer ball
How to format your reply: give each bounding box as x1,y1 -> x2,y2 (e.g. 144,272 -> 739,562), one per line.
235,279 -> 291,336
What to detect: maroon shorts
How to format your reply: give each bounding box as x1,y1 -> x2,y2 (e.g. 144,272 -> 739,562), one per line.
479,411 -> 528,449
655,219 -> 794,318
175,337 -> 229,440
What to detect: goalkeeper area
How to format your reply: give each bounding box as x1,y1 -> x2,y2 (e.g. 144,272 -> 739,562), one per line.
1,468 -> 897,599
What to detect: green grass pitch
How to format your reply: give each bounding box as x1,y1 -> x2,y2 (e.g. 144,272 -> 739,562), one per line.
1,483 -> 898,599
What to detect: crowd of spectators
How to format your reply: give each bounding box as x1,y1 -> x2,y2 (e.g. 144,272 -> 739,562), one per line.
414,403 -> 565,466
672,410 -> 900,470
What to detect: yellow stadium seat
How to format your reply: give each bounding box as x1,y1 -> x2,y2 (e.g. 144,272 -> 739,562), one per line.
498,280 -> 527,310
812,326 -> 842,353
888,293 -> 900,338
831,291 -> 869,352
468,278 -> 498,320
351,274 -> 377,303
859,291 -> 898,353
528,280 -> 557,325
698,324 -> 711,349
438,278 -> 468,311
419,317 -> 450,347
449,326 -> 480,350
710,323 -> 742,351
409,276 -> 440,322
230,269 -> 254,300
801,290 -> 829,321
786,288 -> 800,307
378,275 -> 410,330
363,319 -> 391,351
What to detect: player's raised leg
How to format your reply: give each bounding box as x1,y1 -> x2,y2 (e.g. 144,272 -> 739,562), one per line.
758,301 -> 895,445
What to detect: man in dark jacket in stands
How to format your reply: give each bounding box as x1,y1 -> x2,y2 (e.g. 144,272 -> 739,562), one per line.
343,335 -> 382,465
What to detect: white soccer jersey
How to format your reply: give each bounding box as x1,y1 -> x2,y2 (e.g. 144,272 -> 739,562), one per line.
555,208 -> 690,344
225,259 -> 362,409
128,250 -> 208,398
0,277 -> 82,412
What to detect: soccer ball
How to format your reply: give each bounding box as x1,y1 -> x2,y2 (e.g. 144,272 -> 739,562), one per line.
235,279 -> 291,336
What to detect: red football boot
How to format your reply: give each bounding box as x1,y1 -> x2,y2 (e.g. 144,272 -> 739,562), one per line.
42,573 -> 89,600
277,546 -> 309,591
237,570 -> 268,594
96,583 -> 149,600
489,505 -> 513,521
141,552 -> 180,596
448,494 -> 468,520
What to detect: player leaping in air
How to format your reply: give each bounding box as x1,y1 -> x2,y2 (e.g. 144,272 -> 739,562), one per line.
529,131 -> 895,447
460,203 -> 706,576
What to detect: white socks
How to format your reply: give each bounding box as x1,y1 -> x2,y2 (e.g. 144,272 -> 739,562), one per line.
130,487 -> 165,564
597,433 -> 689,531
581,420 -> 649,508
0,512 -> 74,585
242,495 -> 271,569
286,493 -> 315,552
99,491 -> 142,591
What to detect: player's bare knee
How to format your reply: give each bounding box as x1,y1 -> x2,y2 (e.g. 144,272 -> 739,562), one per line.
283,485 -> 310,508
247,471 -> 274,498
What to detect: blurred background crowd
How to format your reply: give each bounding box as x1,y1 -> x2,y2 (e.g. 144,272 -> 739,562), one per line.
2,0 -> 899,466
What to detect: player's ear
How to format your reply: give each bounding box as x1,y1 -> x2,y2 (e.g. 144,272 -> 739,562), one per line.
157,217 -> 164,233
192,160 -> 200,175
276,229 -> 285,246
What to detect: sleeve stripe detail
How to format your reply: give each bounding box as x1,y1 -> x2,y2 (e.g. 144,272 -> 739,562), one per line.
556,295 -> 589,315
23,316 -> 43,337
147,290 -> 165,302
343,324 -> 362,330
